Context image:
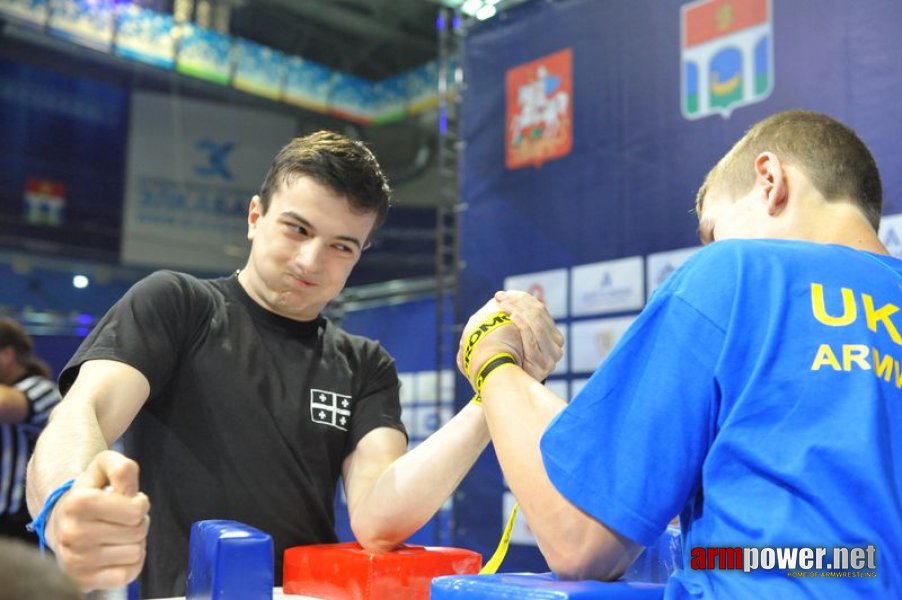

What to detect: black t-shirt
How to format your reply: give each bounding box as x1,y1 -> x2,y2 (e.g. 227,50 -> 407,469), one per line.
60,271 -> 406,598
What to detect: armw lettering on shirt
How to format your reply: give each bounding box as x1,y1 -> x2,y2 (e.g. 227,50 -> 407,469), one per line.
809,282 -> 902,388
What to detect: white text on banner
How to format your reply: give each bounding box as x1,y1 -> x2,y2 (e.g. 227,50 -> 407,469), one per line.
121,91 -> 296,272
570,256 -> 644,317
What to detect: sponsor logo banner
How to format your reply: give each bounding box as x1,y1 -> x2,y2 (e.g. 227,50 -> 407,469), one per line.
570,256 -> 644,317
504,268 -> 569,319
23,178 -> 66,226
681,0 -> 773,120
121,91 -> 295,271
506,48 -> 573,169
570,316 -> 636,373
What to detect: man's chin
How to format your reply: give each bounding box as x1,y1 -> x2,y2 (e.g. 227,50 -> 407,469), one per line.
275,292 -> 324,320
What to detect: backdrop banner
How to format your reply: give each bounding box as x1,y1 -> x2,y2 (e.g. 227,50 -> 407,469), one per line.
121,91 -> 297,272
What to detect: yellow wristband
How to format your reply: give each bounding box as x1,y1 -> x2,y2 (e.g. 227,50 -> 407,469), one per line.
463,312 -> 512,379
474,352 -> 518,395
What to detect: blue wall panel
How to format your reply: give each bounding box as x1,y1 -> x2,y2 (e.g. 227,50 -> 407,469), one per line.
0,57 -> 129,256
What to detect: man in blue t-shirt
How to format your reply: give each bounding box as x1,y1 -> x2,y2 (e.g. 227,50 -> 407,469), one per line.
462,111 -> 901,598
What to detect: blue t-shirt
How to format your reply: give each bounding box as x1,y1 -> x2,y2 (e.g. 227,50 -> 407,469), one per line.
541,239 -> 902,599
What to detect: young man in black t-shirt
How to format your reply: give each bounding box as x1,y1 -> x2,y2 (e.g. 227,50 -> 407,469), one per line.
26,131 -> 564,597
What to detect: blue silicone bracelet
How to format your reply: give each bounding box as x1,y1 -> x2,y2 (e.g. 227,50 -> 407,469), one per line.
27,478 -> 75,554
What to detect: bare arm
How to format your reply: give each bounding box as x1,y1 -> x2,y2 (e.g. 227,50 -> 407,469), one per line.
341,403 -> 490,552
342,290 -> 564,553
461,294 -> 643,580
479,366 -> 643,580
26,359 -> 152,591
0,384 -> 28,424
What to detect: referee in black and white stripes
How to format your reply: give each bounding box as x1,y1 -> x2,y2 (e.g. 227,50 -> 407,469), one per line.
0,318 -> 61,544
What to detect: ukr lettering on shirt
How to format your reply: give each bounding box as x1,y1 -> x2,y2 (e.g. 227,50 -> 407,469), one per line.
809,282 -> 902,388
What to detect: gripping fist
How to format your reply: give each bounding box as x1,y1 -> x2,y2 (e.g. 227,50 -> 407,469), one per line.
458,291 -> 564,387
47,451 -> 150,592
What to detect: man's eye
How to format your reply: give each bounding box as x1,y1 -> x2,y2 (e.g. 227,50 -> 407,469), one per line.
289,224 -> 308,236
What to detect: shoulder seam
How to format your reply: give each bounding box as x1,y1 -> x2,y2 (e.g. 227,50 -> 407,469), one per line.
671,292 -> 727,335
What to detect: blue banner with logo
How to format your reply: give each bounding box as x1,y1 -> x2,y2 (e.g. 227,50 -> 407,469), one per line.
456,0 -> 902,572
0,57 -> 128,258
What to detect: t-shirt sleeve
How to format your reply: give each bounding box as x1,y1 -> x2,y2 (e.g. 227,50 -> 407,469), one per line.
346,341 -> 407,455
59,271 -> 204,397
540,287 -> 726,547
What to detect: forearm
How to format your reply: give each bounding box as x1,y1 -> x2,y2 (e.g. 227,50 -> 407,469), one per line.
481,367 -> 638,580
27,359 -> 149,517
26,397 -> 108,518
351,403 -> 490,549
479,367 -> 571,554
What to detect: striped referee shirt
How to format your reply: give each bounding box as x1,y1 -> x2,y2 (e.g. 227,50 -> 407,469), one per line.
1,374 -> 61,517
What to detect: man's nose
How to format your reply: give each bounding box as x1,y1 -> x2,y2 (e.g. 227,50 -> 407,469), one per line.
295,239 -> 325,273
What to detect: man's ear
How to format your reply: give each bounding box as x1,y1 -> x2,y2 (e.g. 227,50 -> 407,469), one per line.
754,152 -> 788,216
247,195 -> 263,241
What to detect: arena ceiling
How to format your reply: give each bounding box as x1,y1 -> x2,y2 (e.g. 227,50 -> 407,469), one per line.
228,0 -> 443,81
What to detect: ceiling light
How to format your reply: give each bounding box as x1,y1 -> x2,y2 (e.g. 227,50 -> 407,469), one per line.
475,5 -> 497,20
461,0 -> 482,16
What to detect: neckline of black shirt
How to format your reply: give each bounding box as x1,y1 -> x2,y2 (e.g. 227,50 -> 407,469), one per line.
224,273 -> 325,338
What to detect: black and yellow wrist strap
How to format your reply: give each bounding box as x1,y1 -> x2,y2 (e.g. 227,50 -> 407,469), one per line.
464,311 -> 518,406
470,352 -> 518,405
460,311 -> 521,575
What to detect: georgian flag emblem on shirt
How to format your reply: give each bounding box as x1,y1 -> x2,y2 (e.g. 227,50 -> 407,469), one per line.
310,389 -> 352,431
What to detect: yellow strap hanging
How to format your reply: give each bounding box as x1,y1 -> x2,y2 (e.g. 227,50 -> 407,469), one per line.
479,501 -> 519,574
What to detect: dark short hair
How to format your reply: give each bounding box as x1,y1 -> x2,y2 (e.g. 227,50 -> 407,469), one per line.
0,318 -> 50,378
257,131 -> 392,236
697,110 -> 883,230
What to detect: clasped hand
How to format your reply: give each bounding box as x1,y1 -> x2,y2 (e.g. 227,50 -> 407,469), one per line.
457,291 -> 564,388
